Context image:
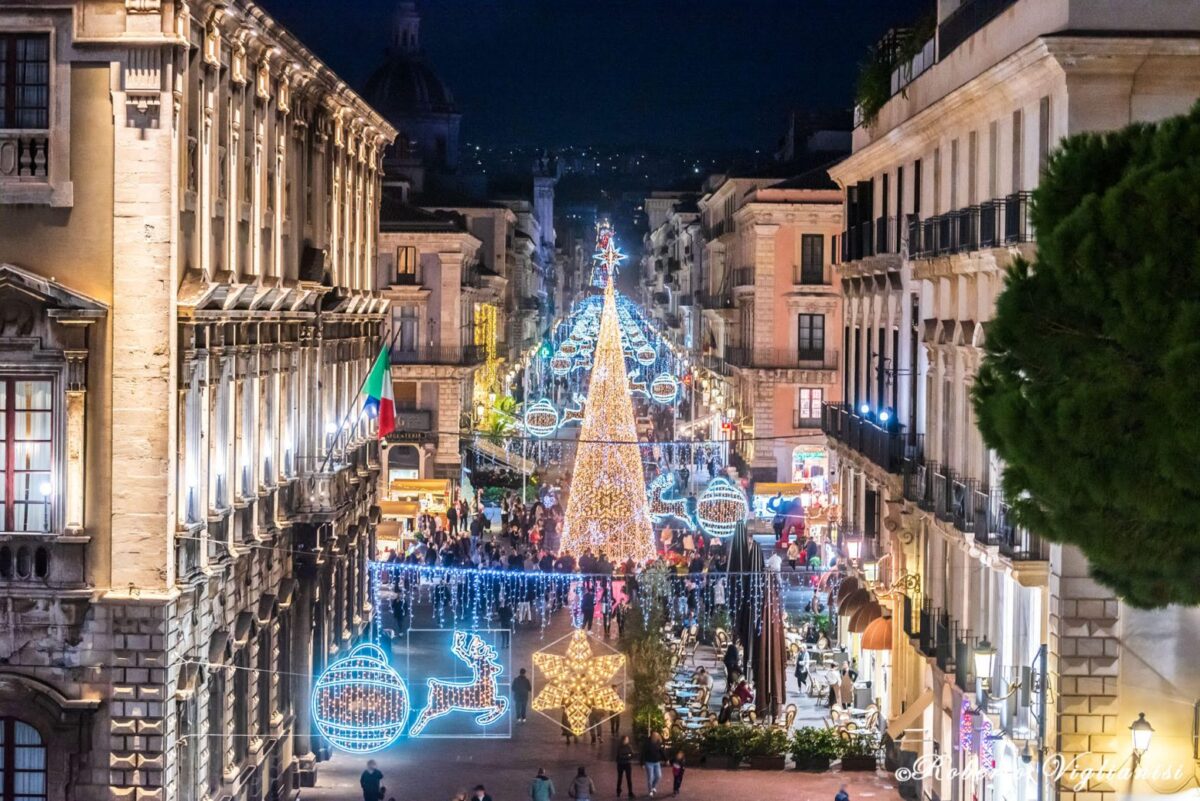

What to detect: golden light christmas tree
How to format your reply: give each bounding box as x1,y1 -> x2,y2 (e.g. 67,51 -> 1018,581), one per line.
560,281 -> 657,563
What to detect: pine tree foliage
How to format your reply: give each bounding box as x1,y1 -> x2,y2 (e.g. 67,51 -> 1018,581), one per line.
972,103 -> 1200,608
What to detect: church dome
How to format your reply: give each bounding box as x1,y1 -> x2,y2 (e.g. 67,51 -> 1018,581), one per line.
364,55 -> 457,119
363,1 -> 458,121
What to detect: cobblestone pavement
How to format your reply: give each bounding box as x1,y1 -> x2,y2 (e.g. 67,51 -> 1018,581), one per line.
306,576 -> 901,801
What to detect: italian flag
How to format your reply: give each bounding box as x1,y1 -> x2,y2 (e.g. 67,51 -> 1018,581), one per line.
363,348 -> 395,439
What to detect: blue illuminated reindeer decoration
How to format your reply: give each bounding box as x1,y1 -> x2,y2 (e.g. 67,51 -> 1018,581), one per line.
409,631 -> 508,736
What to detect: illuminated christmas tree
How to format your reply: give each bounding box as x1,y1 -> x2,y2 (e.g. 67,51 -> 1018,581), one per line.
560,281 -> 657,563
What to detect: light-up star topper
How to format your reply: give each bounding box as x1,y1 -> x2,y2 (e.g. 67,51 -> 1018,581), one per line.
410,631 -> 508,736
532,628 -> 626,736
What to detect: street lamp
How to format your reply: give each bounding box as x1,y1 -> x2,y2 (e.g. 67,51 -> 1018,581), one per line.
1130,713 -> 1154,763
973,638 -> 997,691
859,402 -> 871,416
846,536 -> 862,562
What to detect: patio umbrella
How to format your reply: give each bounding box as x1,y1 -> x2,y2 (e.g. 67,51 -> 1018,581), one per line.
724,522 -> 786,719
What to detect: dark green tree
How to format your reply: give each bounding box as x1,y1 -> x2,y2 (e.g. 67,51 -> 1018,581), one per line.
972,103 -> 1200,609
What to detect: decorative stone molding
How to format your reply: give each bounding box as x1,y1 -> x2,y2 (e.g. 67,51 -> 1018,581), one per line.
126,0 -> 161,13
123,47 -> 162,118
203,14 -> 223,68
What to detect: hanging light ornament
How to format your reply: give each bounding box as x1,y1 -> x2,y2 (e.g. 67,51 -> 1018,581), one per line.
312,643 -> 411,753
409,631 -> 509,736
524,399 -> 560,438
532,629 -> 626,736
551,353 -> 574,376
635,345 -> 657,366
695,476 -> 749,538
649,373 -> 679,405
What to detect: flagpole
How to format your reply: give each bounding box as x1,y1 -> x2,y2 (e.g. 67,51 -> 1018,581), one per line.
318,321 -> 405,474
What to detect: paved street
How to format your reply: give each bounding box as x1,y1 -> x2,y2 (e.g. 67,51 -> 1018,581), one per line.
308,592 -> 901,801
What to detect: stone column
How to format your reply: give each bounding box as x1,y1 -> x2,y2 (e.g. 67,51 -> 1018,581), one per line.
290,536 -> 319,777
110,45 -> 176,591
752,223 -> 779,356
63,349 -> 88,534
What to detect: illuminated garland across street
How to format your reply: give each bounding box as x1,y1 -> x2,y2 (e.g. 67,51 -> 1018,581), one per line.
312,643 -> 411,753
532,628 -> 626,735
559,281 -> 657,563
371,563 -> 797,653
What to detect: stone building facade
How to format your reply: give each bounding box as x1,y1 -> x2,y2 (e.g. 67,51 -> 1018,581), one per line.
694,173 -> 845,482
824,3 -> 1200,801
0,2 -> 394,800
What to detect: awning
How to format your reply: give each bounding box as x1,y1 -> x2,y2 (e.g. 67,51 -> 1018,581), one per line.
888,688 -> 934,744
255,594 -> 277,627
754,482 -> 807,496
380,499 -> 421,517
277,578 -> 298,610
389,478 -> 451,495
849,602 -> 883,633
835,576 -> 861,604
861,614 -> 892,648
839,587 -> 871,617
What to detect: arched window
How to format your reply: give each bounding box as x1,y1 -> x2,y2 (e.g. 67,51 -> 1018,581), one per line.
0,718 -> 47,801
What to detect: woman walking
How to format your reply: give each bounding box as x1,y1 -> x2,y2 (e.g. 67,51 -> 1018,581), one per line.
641,732 -> 666,797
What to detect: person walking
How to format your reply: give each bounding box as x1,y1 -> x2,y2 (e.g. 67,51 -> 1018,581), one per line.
641,732 -> 666,796
499,600 -> 514,649
615,735 -> 635,798
530,767 -> 555,801
794,656 -> 809,696
609,688 -> 621,736
472,785 -> 493,801
670,750 -> 686,797
581,588 -> 596,631
835,785 -> 850,801
722,642 -> 740,685
360,760 -> 384,801
512,668 -> 533,723
561,710 -> 578,744
447,503 -> 459,537
568,767 -> 595,801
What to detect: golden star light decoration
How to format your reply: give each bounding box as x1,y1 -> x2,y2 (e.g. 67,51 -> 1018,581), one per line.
532,628 -> 626,735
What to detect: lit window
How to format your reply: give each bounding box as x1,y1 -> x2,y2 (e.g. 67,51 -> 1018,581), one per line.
797,388 -> 823,424
0,718 -> 47,801
396,246 -> 418,284
0,379 -> 53,533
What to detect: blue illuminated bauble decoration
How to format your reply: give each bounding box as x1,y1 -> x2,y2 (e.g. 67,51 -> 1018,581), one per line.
649,373 -> 679,405
312,642 -> 410,753
524,399 -> 559,438
550,354 -> 572,376
636,345 -> 657,366
696,477 -> 749,538
560,341 -> 578,356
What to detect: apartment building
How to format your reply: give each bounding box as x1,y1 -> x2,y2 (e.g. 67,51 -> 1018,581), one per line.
825,3 -> 1200,801
696,171 -> 844,483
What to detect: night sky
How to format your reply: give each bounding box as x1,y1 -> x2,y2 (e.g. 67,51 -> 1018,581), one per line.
261,0 -> 930,150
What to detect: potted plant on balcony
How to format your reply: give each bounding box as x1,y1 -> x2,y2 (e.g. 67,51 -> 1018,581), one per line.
839,731 -> 881,771
790,726 -> 842,771
746,727 -> 791,770
700,724 -> 749,770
